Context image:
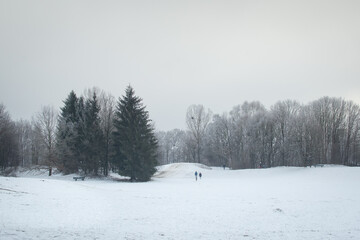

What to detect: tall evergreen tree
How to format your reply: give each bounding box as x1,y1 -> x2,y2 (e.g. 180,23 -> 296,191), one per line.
56,91 -> 79,174
82,93 -> 104,174
112,86 -> 158,181
75,96 -> 86,171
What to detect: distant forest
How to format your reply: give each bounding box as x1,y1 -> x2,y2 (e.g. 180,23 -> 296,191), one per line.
1,86 -> 360,177
159,98 -> 360,169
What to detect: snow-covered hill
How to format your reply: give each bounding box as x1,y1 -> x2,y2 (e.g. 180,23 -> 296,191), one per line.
1,164 -> 360,239
155,162 -> 211,178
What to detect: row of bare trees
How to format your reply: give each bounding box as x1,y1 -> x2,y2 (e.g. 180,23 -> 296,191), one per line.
0,104 -> 57,170
157,97 -> 360,169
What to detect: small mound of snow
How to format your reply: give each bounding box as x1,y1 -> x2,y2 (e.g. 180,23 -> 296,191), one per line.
155,163 -> 211,178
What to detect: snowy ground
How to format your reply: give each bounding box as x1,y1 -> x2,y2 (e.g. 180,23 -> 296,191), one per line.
1,163 -> 360,240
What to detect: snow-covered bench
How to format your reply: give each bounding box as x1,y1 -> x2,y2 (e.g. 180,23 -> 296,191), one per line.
314,164 -> 324,168
73,176 -> 85,181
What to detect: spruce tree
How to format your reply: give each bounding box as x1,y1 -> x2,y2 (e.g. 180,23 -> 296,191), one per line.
76,96 -> 86,171
56,91 -> 80,174
82,93 -> 104,174
113,86 -> 158,181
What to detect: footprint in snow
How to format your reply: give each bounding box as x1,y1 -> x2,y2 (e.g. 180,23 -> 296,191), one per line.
274,208 -> 284,213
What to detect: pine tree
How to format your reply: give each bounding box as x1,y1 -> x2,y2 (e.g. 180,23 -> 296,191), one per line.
56,91 -> 80,174
82,93 -> 104,174
112,86 -> 158,181
75,96 -> 86,172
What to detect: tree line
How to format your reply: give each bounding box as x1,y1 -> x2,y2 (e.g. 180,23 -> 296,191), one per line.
157,97 -> 360,169
0,86 -> 157,181
2,93 -> 360,178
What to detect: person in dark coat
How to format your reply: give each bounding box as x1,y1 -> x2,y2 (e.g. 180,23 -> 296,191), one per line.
199,172 -> 202,179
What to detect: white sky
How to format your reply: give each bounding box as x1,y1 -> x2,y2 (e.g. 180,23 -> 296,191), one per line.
1,0 -> 360,131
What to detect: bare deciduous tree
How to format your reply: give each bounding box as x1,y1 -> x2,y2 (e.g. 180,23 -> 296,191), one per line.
15,120 -> 33,167
156,129 -> 187,164
34,106 -> 58,172
343,101 -> 360,165
0,104 -> 19,170
206,113 -> 234,167
186,105 -> 212,163
271,100 -> 301,166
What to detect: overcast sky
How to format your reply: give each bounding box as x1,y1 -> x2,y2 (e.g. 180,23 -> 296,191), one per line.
1,0 -> 360,131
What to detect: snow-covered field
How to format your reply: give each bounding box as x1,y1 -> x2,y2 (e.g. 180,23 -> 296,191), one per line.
1,164 -> 360,240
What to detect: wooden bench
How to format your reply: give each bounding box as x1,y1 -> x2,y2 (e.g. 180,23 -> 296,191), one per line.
73,176 -> 85,181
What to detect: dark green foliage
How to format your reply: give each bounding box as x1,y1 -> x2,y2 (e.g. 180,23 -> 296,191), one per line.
112,86 -> 158,181
56,91 -> 105,175
80,93 -> 104,174
56,91 -> 79,174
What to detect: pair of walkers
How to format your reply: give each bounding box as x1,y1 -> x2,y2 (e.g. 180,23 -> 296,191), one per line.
194,171 -> 202,181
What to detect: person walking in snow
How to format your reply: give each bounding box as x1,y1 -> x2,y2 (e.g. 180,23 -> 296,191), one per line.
199,172 -> 202,179
195,171 -> 198,181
